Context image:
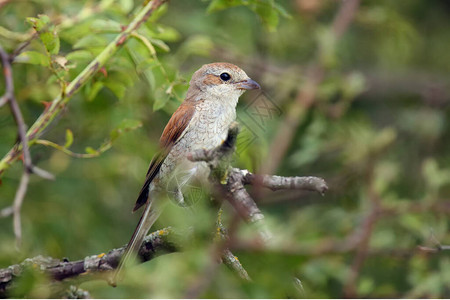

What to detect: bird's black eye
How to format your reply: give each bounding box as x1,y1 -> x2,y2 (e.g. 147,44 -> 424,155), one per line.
220,72 -> 231,81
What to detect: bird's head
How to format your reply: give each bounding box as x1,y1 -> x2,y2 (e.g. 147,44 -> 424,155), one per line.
187,62 -> 260,101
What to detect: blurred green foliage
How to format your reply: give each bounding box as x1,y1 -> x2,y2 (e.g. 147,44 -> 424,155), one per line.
1,0 -> 450,298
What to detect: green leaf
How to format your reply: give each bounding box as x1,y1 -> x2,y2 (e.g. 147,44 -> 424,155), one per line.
85,147 -> 98,155
153,93 -> 170,111
66,50 -> 94,63
40,31 -> 60,55
151,25 -> 181,42
37,14 -> 51,25
135,58 -> 157,90
250,0 -> 280,32
207,0 -> 244,13
119,0 -> 134,13
90,19 -> 122,33
150,38 -> 170,52
273,2 -> 291,19
26,14 -> 50,31
177,35 -> 214,58
64,129 -> 74,148
104,81 -> 127,99
87,81 -> 104,101
136,58 -> 158,74
117,119 -> 142,131
73,34 -> 108,49
109,119 -> 143,142
207,0 -> 286,31
15,51 -> 49,66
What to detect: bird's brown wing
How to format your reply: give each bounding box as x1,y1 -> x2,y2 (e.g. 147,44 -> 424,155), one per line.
133,100 -> 197,212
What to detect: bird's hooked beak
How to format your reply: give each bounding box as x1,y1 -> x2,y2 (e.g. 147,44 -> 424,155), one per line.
235,78 -> 261,90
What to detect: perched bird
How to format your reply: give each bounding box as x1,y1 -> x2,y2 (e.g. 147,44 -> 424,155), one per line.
114,62 -> 260,280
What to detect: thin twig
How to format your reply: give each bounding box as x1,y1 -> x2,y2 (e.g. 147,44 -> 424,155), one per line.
12,172 -> 29,249
0,46 -> 31,171
0,96 -> 7,107
0,44 -> 55,247
11,32 -> 38,59
0,45 -> 33,247
0,206 -> 13,218
221,249 -> 251,281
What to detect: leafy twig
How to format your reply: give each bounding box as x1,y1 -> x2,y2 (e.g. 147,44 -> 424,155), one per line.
0,0 -> 167,176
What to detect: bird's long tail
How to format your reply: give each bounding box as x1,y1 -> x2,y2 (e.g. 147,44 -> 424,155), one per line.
111,199 -> 161,285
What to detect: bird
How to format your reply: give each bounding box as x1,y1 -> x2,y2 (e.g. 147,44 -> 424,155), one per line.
113,62 -> 260,282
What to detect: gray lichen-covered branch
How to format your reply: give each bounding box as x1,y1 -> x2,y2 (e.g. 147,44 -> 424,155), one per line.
0,228 -> 176,297
239,170 -> 328,195
189,123 -> 328,241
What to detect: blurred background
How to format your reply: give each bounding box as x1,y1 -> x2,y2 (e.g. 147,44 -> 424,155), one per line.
1,0 -> 450,298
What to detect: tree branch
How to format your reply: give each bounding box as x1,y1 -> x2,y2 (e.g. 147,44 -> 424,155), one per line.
215,208 -> 251,281
0,45 -> 31,172
0,228 -> 177,297
189,124 -> 328,243
0,44 -> 55,248
184,124 -> 328,297
238,168 -> 328,195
